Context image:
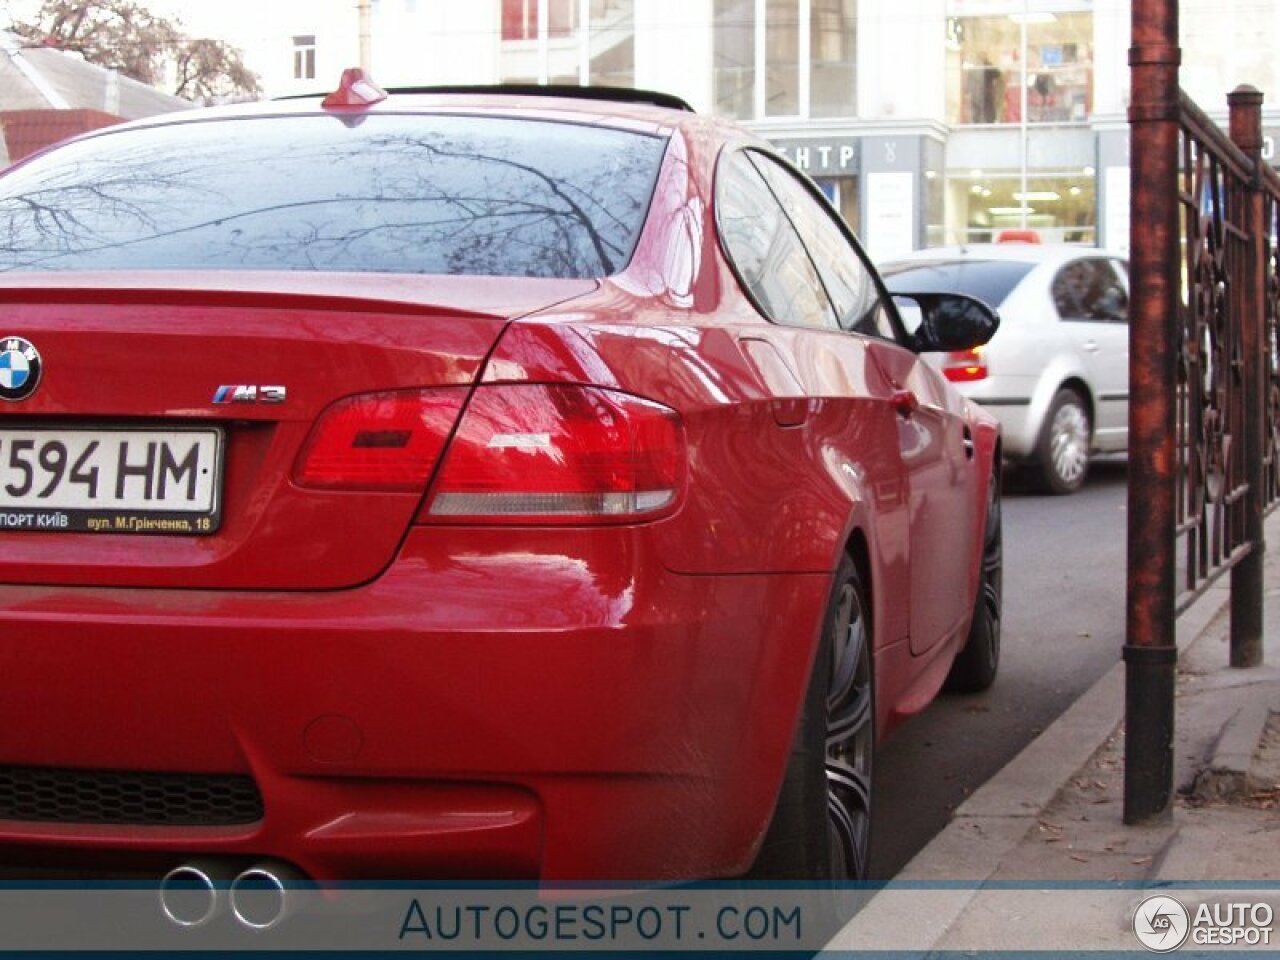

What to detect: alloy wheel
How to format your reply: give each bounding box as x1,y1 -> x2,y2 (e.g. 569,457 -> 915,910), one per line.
825,580 -> 873,879
1049,402 -> 1090,488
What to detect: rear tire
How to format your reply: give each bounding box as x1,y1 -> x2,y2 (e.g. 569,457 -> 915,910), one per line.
749,554 -> 874,881
1035,388 -> 1091,494
946,466 -> 1002,693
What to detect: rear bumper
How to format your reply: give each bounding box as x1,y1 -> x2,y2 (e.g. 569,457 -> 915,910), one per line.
0,527 -> 829,882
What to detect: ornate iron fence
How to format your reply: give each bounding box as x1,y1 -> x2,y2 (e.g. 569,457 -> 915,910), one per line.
1263,164 -> 1280,507
1174,94 -> 1254,614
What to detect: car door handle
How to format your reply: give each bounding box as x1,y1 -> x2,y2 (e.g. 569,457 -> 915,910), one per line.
891,389 -> 919,418
1081,339 -> 1099,353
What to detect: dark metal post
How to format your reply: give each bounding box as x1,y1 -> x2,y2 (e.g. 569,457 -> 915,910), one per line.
1228,86 -> 1266,670
1125,0 -> 1181,824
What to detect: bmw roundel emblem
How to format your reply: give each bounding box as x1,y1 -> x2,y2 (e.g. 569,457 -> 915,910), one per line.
0,336 -> 42,402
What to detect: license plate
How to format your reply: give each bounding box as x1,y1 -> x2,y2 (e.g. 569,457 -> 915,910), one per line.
0,427 -> 223,535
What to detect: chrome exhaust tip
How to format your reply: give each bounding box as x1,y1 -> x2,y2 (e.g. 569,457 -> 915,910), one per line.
229,863 -> 295,930
158,862 -> 221,928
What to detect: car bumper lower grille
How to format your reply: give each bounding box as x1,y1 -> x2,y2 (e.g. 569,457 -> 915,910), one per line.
0,765 -> 264,826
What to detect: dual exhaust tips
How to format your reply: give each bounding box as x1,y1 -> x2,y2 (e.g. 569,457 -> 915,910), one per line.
159,860 -> 299,930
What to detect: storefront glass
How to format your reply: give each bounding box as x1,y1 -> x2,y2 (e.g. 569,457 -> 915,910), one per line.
946,2 -> 1094,125
944,168 -> 1097,244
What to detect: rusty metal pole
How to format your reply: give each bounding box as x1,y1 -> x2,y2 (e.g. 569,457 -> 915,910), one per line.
1228,86 -> 1267,670
1125,0 -> 1181,824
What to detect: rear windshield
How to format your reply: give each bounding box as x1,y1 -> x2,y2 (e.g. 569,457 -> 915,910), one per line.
0,114 -> 667,278
878,259 -> 1035,309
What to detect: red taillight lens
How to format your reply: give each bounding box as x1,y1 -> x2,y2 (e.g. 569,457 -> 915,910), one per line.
422,384 -> 685,524
294,388 -> 469,491
942,347 -> 988,383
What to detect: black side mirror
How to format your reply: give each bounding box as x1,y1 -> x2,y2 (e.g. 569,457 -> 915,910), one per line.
891,292 -> 1000,353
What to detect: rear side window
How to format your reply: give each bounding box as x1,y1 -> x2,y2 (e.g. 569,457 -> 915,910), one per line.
0,114 -> 667,278
1052,258 -> 1129,323
746,151 -> 894,340
879,259 -> 1034,309
716,150 -> 837,330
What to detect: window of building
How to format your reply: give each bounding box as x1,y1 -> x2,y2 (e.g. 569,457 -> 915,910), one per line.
714,0 -> 756,120
943,169 -> 1097,245
765,0 -> 800,116
548,0 -> 577,38
499,0 -> 634,87
292,35 -> 316,81
713,0 -> 857,121
589,0 -> 634,87
502,0 -> 538,41
810,0 -> 856,119
946,3 -> 1094,125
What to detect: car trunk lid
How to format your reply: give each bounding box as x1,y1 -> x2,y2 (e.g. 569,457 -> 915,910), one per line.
0,271 -> 595,590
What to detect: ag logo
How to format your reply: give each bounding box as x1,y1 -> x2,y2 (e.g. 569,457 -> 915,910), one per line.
1134,894 -> 1191,952
0,335 -> 41,402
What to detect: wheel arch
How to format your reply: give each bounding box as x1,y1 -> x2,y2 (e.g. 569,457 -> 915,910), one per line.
844,528 -> 873,640
1056,376 -> 1095,438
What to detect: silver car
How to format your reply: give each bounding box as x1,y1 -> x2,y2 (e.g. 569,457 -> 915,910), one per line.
880,244 -> 1128,494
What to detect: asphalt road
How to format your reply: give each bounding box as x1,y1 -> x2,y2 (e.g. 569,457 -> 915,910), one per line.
869,457 -> 1130,879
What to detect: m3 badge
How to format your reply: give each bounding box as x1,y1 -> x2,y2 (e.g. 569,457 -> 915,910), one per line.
212,385 -> 287,404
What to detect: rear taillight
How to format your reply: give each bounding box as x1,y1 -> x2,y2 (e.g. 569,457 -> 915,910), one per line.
421,384 -> 685,524
942,347 -> 988,383
293,388 -> 469,491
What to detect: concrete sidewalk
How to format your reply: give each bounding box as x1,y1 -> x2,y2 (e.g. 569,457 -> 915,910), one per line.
829,513 -> 1280,953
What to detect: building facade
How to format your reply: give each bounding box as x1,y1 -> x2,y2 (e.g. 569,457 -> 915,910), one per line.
193,0 -> 1280,259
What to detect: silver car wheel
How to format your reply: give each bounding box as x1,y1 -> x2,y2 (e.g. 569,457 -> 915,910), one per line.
1049,401 -> 1090,487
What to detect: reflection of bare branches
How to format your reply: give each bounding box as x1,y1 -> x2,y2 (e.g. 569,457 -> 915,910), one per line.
0,117 -> 666,279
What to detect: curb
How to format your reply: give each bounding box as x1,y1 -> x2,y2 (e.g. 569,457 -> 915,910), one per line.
1190,695 -> 1278,801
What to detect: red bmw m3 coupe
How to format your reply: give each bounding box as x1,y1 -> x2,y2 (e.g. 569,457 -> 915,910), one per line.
0,74 -> 1001,890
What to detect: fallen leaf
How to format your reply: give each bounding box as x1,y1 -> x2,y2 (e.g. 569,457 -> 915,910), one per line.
1132,856 -> 1153,865
1070,854 -> 1089,863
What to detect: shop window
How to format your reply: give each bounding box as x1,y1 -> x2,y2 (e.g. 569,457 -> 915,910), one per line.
944,171 -> 1097,245
947,6 -> 1094,125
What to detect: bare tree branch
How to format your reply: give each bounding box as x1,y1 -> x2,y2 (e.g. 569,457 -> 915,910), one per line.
5,0 -> 260,102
